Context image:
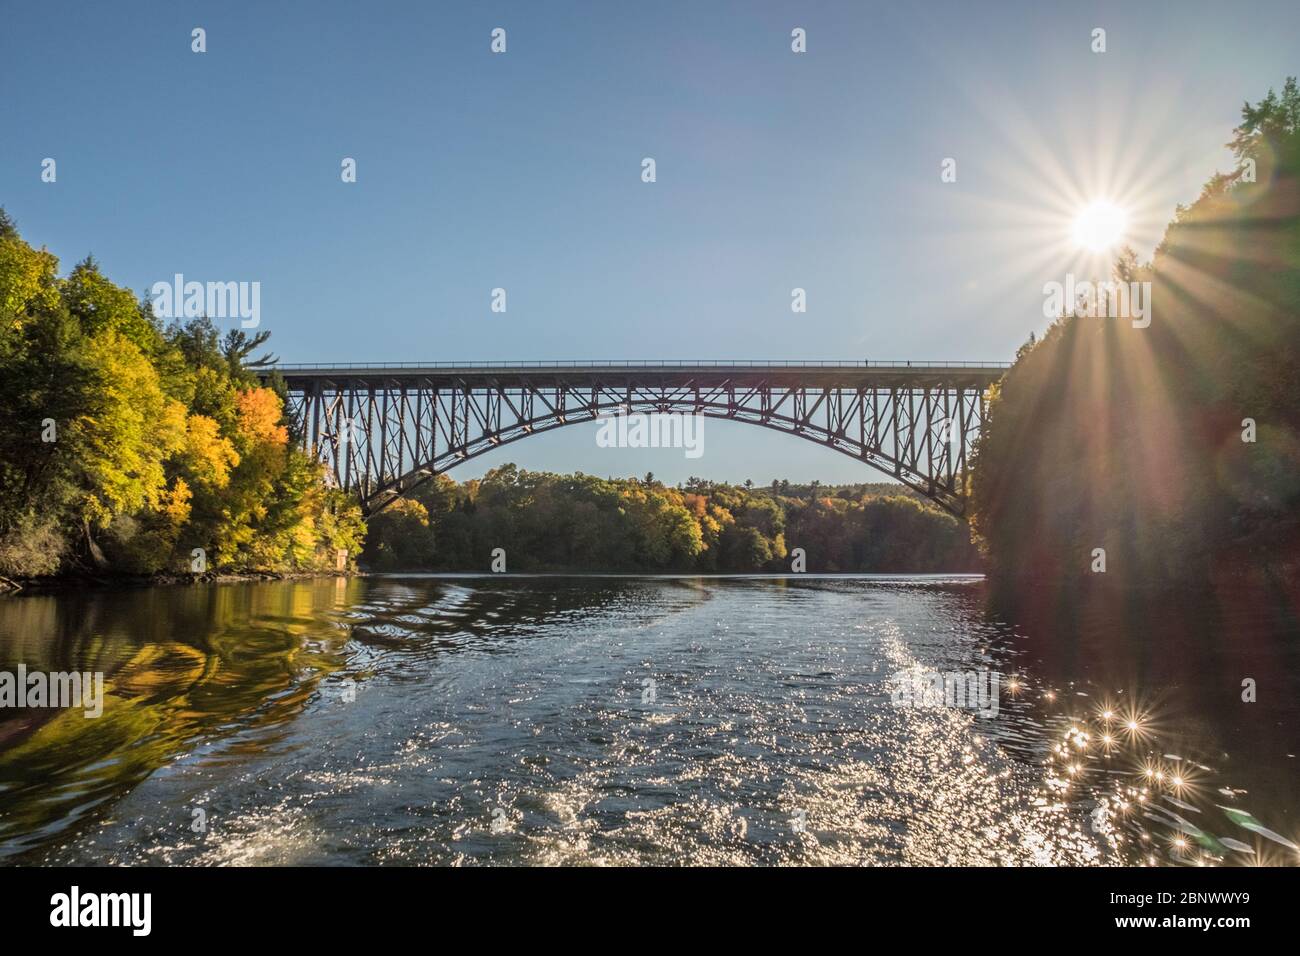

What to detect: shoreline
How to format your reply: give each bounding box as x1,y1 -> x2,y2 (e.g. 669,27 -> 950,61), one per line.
5,563 -> 1294,596
0,568 -> 365,595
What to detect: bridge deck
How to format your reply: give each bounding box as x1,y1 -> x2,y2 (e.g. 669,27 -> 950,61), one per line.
270,361 -> 1009,388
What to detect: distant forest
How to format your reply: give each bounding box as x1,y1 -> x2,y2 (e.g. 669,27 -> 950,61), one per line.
362,467 -> 979,573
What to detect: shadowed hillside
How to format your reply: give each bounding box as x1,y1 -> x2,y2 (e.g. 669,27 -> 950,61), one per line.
970,79 -> 1300,591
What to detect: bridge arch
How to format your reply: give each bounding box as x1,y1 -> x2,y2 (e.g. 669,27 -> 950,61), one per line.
270,362 -> 1006,518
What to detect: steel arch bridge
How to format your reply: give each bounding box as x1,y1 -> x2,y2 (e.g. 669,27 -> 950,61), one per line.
267,361 -> 1008,518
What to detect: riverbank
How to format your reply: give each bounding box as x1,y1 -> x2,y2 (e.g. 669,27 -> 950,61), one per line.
0,568 -> 364,594
355,568 -> 985,579
981,544 -> 1300,601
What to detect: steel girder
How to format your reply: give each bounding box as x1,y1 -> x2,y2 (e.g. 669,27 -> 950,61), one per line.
274,367 -> 999,517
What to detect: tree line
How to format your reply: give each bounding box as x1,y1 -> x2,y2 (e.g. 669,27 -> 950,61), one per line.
0,213 -> 364,580
363,465 -> 979,573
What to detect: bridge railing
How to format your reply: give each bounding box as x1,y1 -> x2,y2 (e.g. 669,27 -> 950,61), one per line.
269,359 -> 1012,371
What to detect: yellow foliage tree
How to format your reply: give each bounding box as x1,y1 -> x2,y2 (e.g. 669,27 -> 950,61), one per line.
181,414 -> 240,490
73,330 -> 186,528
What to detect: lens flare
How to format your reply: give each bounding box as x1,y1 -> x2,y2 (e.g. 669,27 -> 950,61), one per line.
1072,199 -> 1128,251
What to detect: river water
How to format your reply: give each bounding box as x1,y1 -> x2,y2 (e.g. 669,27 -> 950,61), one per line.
0,575 -> 1296,866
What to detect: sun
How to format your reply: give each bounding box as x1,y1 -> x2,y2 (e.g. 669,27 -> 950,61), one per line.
1072,199 -> 1128,251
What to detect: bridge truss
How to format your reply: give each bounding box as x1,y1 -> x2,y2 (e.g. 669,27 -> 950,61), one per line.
269,362 -> 1007,517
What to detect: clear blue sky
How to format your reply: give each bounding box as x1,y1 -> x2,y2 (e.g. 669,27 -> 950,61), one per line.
2,0 -> 1296,484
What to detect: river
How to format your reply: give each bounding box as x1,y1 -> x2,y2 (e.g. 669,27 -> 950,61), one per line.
1,575 -> 1296,865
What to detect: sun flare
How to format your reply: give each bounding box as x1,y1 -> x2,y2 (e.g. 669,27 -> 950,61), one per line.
1072,199 -> 1129,251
